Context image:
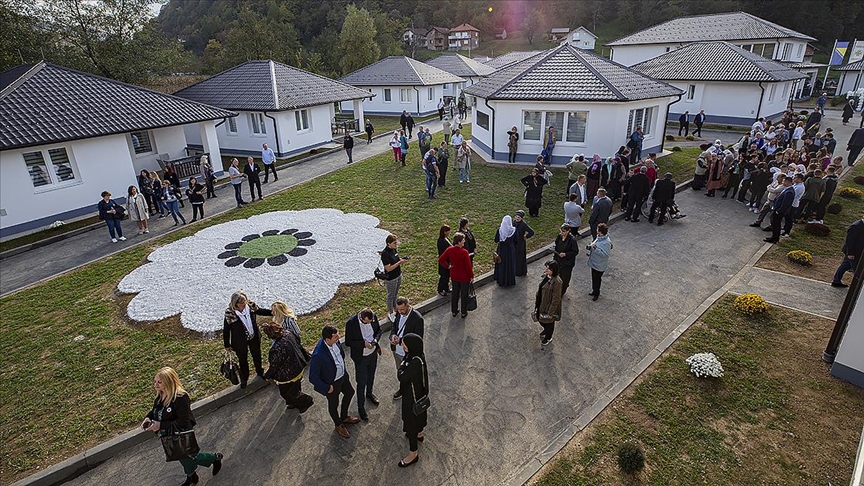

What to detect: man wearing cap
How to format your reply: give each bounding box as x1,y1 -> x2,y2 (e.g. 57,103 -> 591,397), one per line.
624,166 -> 650,222
649,173 -> 676,226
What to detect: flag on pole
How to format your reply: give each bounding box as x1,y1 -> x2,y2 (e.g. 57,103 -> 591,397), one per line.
830,41 -> 849,65
848,40 -> 864,63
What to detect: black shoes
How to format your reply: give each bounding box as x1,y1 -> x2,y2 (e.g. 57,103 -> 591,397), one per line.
393,390 -> 402,400
461,313 -> 467,318
541,336 -> 552,346
181,472 -> 199,486
212,453 -> 223,476
749,222 -> 761,227
763,237 -> 778,243
359,409 -> 369,422
398,455 -> 419,468
832,282 -> 849,288
367,393 -> 380,406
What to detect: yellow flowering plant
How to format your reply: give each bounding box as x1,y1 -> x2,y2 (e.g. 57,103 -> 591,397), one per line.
786,250 -> 813,266
838,187 -> 863,200
733,293 -> 770,315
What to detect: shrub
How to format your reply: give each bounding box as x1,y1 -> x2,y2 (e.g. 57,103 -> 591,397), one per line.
734,293 -> 770,315
827,203 -> 843,215
839,187 -> 864,200
685,135 -> 696,141
830,95 -> 847,106
686,352 -> 724,378
617,442 -> 646,474
666,135 -> 675,141
853,175 -> 864,185
672,146 -> 682,152
699,143 -> 712,151
805,222 -> 831,236
787,250 -> 813,266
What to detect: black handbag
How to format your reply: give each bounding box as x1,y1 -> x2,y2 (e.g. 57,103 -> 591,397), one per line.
220,352 -> 240,385
160,429 -> 200,462
466,283 -> 477,311
412,357 -> 431,416
374,266 -> 389,280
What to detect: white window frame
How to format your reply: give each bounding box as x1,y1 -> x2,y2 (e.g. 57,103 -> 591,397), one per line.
627,106 -> 657,138
249,113 -> 267,136
768,84 -> 777,102
383,88 -> 392,103
796,43 -> 804,60
520,110 -> 589,145
400,88 -> 412,103
226,117 -> 238,135
685,84 -> 696,101
22,146 -> 81,193
129,130 -> 155,156
428,87 -> 434,101
295,109 -> 310,132
781,43 -> 792,61
476,110 -> 490,131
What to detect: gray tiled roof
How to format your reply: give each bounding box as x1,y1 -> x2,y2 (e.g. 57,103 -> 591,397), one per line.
464,44 -> 682,102
425,54 -> 496,78
483,51 -> 544,70
0,62 -> 235,151
838,60 -> 864,71
631,42 -> 807,82
607,11 -> 816,46
340,56 -> 464,86
174,60 -> 373,111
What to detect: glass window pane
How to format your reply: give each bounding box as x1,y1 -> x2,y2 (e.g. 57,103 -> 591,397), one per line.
49,148 -> 75,182
627,109 -> 635,135
24,151 -> 50,187
476,110 -> 489,130
130,131 -> 153,154
259,114 -> 266,134
546,112 -> 564,138
643,107 -> 653,136
295,111 -> 301,130
384,89 -> 391,102
565,111 -> 587,143
227,117 -> 237,133
523,111 -> 542,140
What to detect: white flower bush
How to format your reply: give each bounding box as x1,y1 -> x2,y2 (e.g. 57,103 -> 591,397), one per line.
50,220 -> 65,229
118,209 -> 390,332
685,352 -> 724,379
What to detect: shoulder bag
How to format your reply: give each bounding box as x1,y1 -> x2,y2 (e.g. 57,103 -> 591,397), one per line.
466,283 -> 477,311
160,429 -> 200,462
220,351 -> 240,385
412,357 -> 431,416
493,243 -> 502,265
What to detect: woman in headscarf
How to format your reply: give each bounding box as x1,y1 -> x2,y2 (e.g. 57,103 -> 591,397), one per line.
512,210 -> 535,277
520,167 -> 547,217
389,131 -> 402,164
493,215 -> 517,287
705,151 -> 725,197
397,333 -> 428,467
585,154 -> 603,203
262,321 -> 314,413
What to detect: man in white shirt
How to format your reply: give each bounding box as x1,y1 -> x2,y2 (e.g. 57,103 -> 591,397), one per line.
451,130 -> 464,148
309,325 -> 361,438
261,143 -> 277,183
568,174 -> 588,206
344,309 -> 382,421
437,98 -> 445,120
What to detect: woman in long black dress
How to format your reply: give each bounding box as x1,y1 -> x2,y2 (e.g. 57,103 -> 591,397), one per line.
397,333 -> 428,468
493,215 -> 517,287
521,168 -> 547,217
436,225 -> 451,296
512,210 -> 534,277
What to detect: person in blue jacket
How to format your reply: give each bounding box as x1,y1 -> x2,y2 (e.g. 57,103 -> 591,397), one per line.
309,325 -> 361,438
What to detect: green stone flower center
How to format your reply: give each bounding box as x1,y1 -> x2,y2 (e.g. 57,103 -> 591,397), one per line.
238,235 -> 298,259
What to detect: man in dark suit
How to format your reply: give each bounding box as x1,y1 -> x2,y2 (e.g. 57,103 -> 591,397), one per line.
848,127 -> 864,167
552,224 -> 579,295
678,111 -> 690,137
344,309 -> 381,421
309,326 -> 361,438
624,166 -> 650,222
832,216 -> 864,287
243,156 -> 263,201
589,188 -> 613,240
389,296 -> 424,400
693,110 -> 706,137
764,177 -> 795,243
649,172 -> 676,226
223,293 -> 272,388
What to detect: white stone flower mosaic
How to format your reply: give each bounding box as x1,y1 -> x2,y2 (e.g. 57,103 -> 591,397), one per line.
118,209 -> 390,332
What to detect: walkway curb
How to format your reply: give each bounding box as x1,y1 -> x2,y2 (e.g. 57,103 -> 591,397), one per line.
502,242 -> 773,486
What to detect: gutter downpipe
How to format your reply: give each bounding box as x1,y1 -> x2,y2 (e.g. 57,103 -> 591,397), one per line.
484,97 -> 496,159
661,93 -> 683,154
755,81 -> 765,122
263,111 -> 281,157
215,118 -> 227,128
413,86 -> 421,116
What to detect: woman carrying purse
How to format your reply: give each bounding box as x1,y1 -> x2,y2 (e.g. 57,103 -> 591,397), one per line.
534,260 -> 562,347
397,333 -> 429,468
141,367 -> 222,486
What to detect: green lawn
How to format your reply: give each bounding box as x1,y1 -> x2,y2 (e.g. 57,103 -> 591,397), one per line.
0,216 -> 102,253
533,295 -> 864,485
360,113 -> 443,139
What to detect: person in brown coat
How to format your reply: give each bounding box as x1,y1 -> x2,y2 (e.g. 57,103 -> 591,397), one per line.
535,260 -> 563,346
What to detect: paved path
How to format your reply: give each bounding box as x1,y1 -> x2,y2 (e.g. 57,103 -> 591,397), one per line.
729,266 -> 846,320
65,168 -> 847,486
0,119 -> 457,296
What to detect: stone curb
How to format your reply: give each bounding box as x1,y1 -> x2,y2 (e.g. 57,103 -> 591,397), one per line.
502,240 -> 772,486
11,176 -> 690,486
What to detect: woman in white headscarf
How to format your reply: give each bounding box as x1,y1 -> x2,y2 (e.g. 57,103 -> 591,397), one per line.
493,215 -> 517,287
390,131 -> 402,164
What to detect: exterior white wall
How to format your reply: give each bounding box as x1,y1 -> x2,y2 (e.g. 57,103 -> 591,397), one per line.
566,29 -> 596,50
839,71 -> 864,95
831,286 -> 864,387
667,80 -> 790,126
471,96 -> 674,164
0,134 -> 138,236
130,126 -> 188,175
185,110 -> 278,157
340,85 -> 446,116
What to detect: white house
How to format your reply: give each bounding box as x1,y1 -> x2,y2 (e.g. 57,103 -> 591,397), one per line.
607,11 -> 816,68
631,42 -> 806,126
424,54 -> 496,97
463,44 -> 682,165
561,26 -> 597,51
549,28 -> 571,42
174,60 -> 373,159
0,62 -> 233,239
339,56 -> 464,116
838,60 -> 864,95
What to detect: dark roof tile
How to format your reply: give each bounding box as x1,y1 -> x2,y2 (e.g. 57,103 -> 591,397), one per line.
340,56 -> 464,86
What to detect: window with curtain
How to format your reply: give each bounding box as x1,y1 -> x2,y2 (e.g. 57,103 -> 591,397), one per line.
522,111 -> 542,140
565,111 -> 588,143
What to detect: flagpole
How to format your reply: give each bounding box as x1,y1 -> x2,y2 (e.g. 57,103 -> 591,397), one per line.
823,39 -> 837,95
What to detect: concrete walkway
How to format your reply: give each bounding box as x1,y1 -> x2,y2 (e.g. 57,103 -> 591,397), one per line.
729,266 -> 846,320
64,167 -> 847,486
0,119 -> 457,296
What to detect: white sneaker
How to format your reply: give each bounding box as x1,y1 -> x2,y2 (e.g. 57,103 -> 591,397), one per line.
144,230 -> 149,234
816,220 -> 823,224
111,238 -> 118,243
807,219 -> 817,224
781,233 -> 790,238
119,236 -> 127,241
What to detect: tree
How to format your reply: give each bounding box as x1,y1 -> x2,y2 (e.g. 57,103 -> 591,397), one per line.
339,5 -> 379,76
522,8 -> 544,45
373,11 -> 405,58
220,5 -> 301,70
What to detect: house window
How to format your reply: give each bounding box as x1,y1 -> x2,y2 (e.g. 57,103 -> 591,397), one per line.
546,111 -> 565,139
428,87 -> 434,101
781,43 -> 792,61
476,110 -> 489,130
627,106 -> 656,137
686,84 -> 696,101
295,109 -> 310,131
384,88 -> 392,102
665,47 -> 671,52
400,88 -> 411,103
796,44 -> 803,59
249,113 -> 267,135
521,110 -> 589,143
768,84 -> 777,102
565,111 -> 588,143
227,117 -> 238,134
23,147 -> 76,188
130,130 -> 154,155
523,111 -> 543,140
443,84 -> 450,90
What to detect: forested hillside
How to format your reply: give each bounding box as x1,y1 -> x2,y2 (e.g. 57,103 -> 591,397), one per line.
3,0 -> 863,84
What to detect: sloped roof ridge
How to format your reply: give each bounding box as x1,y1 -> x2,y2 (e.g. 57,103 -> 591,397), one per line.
0,62 -> 44,100
172,60 -> 263,95
490,47 -> 566,98
404,57 -> 423,84
568,47 -> 626,100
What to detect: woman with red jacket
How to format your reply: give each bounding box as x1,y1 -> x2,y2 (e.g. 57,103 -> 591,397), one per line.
438,232 -> 474,318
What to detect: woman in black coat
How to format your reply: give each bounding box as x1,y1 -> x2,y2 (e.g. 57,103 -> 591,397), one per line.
397,333 -> 428,468
223,291 -> 273,388
437,225 -> 451,296
512,210 -> 534,277
521,168 -> 547,217
185,177 -> 206,222
142,367 -> 222,486
493,215 -> 517,287
262,322 -> 314,413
